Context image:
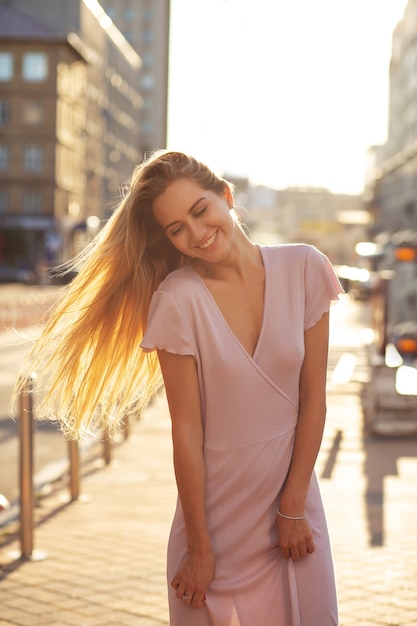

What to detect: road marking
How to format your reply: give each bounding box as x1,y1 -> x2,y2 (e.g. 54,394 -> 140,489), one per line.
330,353 -> 357,384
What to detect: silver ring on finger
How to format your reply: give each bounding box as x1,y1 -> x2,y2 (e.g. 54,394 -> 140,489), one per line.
182,594 -> 193,600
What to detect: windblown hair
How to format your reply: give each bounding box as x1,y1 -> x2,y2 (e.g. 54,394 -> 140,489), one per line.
12,150 -> 230,439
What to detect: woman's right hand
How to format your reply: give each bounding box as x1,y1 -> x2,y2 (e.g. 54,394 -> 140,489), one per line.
171,551 -> 216,608
158,350 -> 214,607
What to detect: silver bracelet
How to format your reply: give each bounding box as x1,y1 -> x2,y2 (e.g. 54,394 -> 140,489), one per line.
277,509 -> 309,520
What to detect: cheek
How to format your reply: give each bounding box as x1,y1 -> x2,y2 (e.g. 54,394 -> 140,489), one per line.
168,234 -> 188,252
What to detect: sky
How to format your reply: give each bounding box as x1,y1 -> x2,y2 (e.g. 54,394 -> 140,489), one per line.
167,0 -> 408,194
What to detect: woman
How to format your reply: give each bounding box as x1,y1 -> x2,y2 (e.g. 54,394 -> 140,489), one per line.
14,151 -> 342,625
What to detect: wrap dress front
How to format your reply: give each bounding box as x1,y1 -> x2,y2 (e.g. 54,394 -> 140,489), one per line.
141,243 -> 343,626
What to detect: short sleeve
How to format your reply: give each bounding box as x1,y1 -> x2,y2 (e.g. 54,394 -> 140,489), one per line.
140,290 -> 196,356
304,246 -> 344,330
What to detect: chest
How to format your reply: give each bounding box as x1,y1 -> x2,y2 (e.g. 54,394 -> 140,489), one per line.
203,275 -> 265,358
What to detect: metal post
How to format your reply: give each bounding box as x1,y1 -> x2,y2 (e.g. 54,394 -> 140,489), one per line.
103,430 -> 111,465
19,381 -> 34,559
123,415 -> 130,440
18,377 -> 47,561
68,440 -> 80,501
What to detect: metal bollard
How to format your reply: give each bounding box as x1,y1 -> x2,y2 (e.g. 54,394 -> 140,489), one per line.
68,439 -> 80,501
103,429 -> 111,465
19,380 -> 34,559
18,377 -> 47,561
123,414 -> 130,440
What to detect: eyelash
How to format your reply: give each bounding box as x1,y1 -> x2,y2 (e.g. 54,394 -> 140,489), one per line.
169,207 -> 207,237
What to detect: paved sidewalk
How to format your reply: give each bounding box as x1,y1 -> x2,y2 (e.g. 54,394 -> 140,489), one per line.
0,392 -> 176,626
0,328 -> 417,624
0,284 -> 61,333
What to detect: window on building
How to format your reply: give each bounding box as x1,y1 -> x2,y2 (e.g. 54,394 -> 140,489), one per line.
0,191 -> 7,214
23,101 -> 44,125
142,52 -> 154,69
123,31 -> 134,44
0,52 -> 13,81
0,101 -> 11,125
142,96 -> 154,112
144,9 -> 154,21
142,31 -> 154,45
23,146 -> 43,174
404,200 -> 415,219
22,52 -> 48,82
124,8 -> 136,21
0,146 -> 9,171
23,191 -> 42,214
141,120 -> 154,136
140,74 -> 155,91
104,8 -> 117,20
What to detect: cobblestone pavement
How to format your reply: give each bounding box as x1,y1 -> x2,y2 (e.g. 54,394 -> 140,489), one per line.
0,295 -> 416,625
0,284 -> 61,333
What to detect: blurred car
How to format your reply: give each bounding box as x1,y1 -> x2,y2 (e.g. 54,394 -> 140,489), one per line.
0,264 -> 37,285
336,265 -> 374,301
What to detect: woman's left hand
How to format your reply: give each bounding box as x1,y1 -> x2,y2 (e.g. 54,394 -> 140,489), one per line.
276,515 -> 315,561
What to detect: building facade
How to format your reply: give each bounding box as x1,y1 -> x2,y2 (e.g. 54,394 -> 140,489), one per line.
0,0 -> 142,273
368,0 -> 417,237
99,0 -> 170,155
364,0 -> 417,328
244,184 -> 363,266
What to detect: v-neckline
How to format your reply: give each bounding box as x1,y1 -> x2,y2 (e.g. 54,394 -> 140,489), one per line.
190,245 -> 268,360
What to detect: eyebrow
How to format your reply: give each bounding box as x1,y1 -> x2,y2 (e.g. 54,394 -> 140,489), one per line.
163,197 -> 205,231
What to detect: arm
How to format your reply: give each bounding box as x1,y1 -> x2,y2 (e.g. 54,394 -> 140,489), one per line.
277,311 -> 330,560
157,349 -> 215,607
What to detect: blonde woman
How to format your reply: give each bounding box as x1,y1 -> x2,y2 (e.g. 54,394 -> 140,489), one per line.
15,151 -> 342,625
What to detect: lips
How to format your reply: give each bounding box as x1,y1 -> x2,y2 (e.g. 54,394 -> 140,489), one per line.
198,231 -> 218,249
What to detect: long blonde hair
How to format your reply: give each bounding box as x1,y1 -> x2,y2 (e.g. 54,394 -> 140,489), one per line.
13,151 -> 230,438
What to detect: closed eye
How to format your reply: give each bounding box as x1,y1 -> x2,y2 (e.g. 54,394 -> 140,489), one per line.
194,206 -> 207,217
168,206 -> 207,237
170,224 -> 184,237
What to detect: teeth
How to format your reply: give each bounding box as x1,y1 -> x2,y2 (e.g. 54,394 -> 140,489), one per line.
199,232 -> 217,249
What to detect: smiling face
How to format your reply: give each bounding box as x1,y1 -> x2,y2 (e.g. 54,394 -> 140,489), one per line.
152,177 -> 236,263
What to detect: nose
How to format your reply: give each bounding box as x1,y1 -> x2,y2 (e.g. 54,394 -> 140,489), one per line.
188,221 -> 207,245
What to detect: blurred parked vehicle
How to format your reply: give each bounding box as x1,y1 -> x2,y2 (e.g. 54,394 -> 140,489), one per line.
336,265 -> 375,301
359,232 -> 417,436
0,264 -> 37,285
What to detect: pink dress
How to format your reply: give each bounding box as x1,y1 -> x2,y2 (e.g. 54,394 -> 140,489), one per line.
141,244 -> 342,626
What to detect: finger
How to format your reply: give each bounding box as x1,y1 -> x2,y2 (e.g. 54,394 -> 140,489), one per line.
306,537 -> 315,554
182,592 -> 194,605
191,592 -> 206,608
172,579 -> 185,600
279,545 -> 291,560
298,544 -> 308,559
290,547 -> 301,561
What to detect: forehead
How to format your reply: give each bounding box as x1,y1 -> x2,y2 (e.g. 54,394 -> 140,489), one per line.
153,178 -> 208,219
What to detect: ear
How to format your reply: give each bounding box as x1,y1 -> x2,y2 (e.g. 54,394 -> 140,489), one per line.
224,184 -> 234,208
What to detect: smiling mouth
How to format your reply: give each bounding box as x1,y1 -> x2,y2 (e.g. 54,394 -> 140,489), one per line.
198,231 -> 218,249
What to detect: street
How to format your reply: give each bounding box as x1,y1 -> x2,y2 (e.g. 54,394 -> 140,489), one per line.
1,291 -> 415,518
0,323 -> 68,506
0,292 -> 417,625
324,296 -> 417,550
1,291 -> 416,525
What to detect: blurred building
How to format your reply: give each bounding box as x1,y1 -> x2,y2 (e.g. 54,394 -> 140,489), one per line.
99,0 -> 170,155
366,0 -> 417,237
244,184 -> 364,265
363,0 -> 417,328
0,0 -> 142,273
276,187 -> 364,264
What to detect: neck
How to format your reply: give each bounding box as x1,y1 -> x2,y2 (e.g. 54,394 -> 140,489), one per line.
192,229 -> 262,282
